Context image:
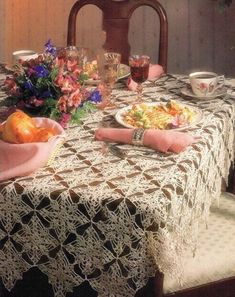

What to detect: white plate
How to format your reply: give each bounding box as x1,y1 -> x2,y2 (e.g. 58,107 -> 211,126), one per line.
118,64 -> 131,80
181,86 -> 227,100
84,64 -> 130,85
115,102 -> 203,130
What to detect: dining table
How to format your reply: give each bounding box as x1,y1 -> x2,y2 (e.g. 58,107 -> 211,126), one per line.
0,64 -> 235,297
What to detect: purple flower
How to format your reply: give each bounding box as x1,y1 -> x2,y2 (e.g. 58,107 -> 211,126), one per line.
34,65 -> 49,78
89,89 -> 102,103
44,39 -> 57,57
24,79 -> 34,91
41,90 -> 53,98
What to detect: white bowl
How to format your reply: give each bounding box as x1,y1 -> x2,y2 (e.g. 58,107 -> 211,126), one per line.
12,50 -> 38,62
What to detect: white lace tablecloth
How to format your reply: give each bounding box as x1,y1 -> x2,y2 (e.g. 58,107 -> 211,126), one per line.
0,70 -> 235,297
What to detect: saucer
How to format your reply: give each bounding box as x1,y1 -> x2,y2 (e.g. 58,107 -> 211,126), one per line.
181,86 -> 227,100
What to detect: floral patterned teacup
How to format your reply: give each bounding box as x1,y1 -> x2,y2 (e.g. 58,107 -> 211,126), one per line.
189,71 -> 224,97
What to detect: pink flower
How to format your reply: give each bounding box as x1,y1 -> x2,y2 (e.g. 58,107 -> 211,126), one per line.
71,68 -> 81,79
57,95 -> 69,113
27,67 -> 36,76
54,57 -> 65,68
59,113 -> 71,128
54,73 -> 64,87
61,77 -> 78,94
68,89 -> 83,108
4,78 -> 21,97
4,77 -> 16,91
61,78 -> 73,93
199,82 -> 208,90
55,73 -> 80,94
27,96 -> 44,107
67,60 -> 78,72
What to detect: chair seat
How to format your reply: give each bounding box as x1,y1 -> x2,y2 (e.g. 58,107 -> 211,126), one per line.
164,192 -> 235,294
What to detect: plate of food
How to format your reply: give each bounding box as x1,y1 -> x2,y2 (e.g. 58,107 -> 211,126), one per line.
115,100 -> 202,130
83,61 -> 130,85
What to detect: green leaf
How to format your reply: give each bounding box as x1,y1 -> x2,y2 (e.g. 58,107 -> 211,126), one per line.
83,101 -> 97,112
78,73 -> 89,84
50,108 -> 61,121
70,102 -> 97,124
50,67 -> 59,81
40,98 -> 57,116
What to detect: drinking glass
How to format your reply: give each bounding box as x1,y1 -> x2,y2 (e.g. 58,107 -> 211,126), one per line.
77,47 -> 96,70
97,51 -> 121,108
55,47 -> 67,60
65,46 -> 79,63
129,55 -> 150,102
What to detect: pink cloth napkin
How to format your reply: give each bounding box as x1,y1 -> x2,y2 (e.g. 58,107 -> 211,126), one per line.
95,128 -> 198,153
127,64 -> 164,91
0,117 -> 65,181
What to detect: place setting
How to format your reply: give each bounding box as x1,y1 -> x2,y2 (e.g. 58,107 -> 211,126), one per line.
113,55 -> 203,132
95,54 -> 204,161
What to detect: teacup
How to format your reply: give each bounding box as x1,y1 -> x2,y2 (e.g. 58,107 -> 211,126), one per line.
12,50 -> 38,63
189,71 -> 224,97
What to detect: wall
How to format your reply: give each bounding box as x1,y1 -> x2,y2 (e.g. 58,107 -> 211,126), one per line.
0,0 -> 234,76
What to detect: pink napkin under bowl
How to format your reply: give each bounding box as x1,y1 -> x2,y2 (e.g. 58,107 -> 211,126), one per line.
127,64 -> 164,91
0,117 -> 66,181
95,128 -> 197,154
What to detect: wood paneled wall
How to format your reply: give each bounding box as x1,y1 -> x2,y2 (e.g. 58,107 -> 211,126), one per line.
0,0 -> 235,76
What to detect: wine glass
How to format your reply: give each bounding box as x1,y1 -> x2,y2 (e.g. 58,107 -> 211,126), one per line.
97,51 -> 121,108
77,47 -> 96,70
129,55 -> 150,102
55,47 -> 67,60
65,46 -> 79,63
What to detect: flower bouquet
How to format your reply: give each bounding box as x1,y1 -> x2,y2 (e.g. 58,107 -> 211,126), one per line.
3,40 -> 102,128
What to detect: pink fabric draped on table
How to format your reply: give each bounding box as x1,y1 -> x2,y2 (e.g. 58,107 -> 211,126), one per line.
95,128 -> 198,153
0,117 -> 65,181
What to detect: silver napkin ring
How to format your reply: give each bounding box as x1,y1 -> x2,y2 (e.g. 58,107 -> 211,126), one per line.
132,129 -> 146,146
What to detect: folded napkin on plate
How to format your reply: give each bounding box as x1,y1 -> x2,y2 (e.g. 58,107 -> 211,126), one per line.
127,64 -> 164,91
0,117 -> 65,181
95,128 -> 197,153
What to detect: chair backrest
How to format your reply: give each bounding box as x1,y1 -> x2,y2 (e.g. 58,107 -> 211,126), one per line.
67,0 -> 168,72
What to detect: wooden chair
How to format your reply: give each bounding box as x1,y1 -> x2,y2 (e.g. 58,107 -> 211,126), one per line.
153,191 -> 235,297
67,0 -> 168,72
229,166 -> 235,194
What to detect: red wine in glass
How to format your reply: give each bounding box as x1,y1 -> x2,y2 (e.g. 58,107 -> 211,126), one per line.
129,55 -> 150,102
130,63 -> 149,83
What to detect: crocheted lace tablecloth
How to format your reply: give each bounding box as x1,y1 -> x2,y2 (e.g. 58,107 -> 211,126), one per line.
0,71 -> 235,297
